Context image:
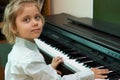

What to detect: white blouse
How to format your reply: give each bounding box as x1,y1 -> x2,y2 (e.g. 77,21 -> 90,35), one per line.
5,37 -> 94,80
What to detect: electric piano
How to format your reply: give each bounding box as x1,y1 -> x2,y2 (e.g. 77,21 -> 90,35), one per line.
36,13 -> 120,80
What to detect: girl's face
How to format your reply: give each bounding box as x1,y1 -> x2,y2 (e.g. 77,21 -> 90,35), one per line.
15,3 -> 43,42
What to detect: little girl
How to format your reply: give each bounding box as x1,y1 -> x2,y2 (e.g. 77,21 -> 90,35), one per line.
2,0 -> 109,80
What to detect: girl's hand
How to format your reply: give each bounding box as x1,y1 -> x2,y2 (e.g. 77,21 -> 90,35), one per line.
51,56 -> 63,69
91,68 -> 109,79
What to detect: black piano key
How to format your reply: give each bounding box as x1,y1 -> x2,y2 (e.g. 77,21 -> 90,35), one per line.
67,52 -> 86,59
46,40 -> 59,45
98,66 -> 110,70
57,45 -> 71,51
64,49 -> 85,55
108,71 -> 120,79
50,43 -> 64,47
63,49 -> 76,52
71,56 -> 86,59
84,61 -> 102,68
76,57 -> 92,63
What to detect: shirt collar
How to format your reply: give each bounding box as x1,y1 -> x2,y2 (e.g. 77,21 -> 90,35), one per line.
15,37 -> 38,51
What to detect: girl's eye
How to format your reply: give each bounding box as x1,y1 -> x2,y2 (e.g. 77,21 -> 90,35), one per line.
23,18 -> 30,23
35,16 -> 41,21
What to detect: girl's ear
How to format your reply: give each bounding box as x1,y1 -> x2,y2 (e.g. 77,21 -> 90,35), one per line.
10,26 -> 17,34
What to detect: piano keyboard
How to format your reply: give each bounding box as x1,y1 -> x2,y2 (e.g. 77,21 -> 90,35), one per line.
35,39 -> 111,80
35,39 -> 88,72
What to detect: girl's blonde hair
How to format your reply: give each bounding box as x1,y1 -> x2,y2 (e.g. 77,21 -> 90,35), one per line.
2,0 -> 45,44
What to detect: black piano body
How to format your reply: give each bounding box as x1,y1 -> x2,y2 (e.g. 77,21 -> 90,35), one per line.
39,13 -> 120,80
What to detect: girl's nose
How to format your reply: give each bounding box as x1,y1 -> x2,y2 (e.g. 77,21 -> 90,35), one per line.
32,19 -> 38,26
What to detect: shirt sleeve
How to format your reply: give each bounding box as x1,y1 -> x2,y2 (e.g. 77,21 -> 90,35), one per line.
62,69 -> 94,80
21,53 -> 59,80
